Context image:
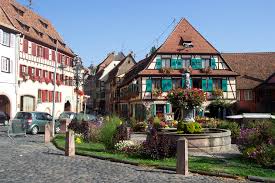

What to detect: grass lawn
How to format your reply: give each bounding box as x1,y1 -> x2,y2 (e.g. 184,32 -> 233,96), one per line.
53,135 -> 275,179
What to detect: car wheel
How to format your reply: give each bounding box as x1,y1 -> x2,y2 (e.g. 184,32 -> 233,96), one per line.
55,126 -> 60,134
31,126 -> 39,135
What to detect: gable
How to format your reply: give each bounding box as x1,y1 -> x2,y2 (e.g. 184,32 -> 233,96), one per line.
158,19 -> 218,54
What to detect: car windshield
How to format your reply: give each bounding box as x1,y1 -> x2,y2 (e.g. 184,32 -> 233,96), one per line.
59,112 -> 75,119
75,113 -> 96,122
15,112 -> 32,119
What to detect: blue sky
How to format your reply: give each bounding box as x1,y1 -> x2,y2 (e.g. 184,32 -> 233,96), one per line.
18,0 -> 275,66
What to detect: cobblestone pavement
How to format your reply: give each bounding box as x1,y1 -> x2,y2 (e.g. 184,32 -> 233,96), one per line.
0,126 -> 247,183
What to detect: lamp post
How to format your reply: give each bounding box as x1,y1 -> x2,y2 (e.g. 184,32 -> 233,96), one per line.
73,56 -> 83,113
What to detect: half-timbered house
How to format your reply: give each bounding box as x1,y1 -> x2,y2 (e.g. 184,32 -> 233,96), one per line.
118,19 -> 238,120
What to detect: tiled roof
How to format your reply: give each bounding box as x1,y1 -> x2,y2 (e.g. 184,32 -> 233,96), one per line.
0,5 -> 17,31
222,52 -> 275,89
119,54 -> 154,87
96,52 -> 115,73
107,54 -> 136,82
0,0 -> 74,55
158,18 -> 218,54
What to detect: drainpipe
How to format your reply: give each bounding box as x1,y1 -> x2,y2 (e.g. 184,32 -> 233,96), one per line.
51,40 -> 58,137
15,34 -> 23,116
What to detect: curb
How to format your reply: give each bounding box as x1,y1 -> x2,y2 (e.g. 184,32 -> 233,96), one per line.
52,139 -> 272,182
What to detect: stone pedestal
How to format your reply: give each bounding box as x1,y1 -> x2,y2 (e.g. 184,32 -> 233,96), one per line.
65,130 -> 75,156
176,137 -> 188,175
60,119 -> 71,133
44,123 -> 52,143
126,127 -> 131,140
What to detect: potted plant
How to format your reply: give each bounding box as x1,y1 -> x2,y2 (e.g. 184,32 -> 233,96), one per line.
180,66 -> 193,74
200,66 -> 212,74
45,77 -> 51,84
22,73 -> 30,81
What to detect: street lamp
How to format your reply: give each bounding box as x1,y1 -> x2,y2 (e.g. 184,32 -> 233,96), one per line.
73,56 -> 83,113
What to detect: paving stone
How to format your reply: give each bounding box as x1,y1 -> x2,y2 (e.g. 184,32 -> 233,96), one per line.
0,125 -> 247,183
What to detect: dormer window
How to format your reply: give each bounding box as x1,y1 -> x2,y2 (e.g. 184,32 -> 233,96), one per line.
58,40 -> 66,47
182,41 -> 193,48
39,19 -> 48,29
33,27 -> 43,38
12,4 -> 24,16
48,35 -> 57,44
17,19 -> 30,32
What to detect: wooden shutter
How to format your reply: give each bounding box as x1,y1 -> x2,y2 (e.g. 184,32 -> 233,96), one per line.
155,59 -> 162,69
23,39 -> 28,53
162,79 -> 172,92
52,50 -> 56,61
36,68 -> 39,76
32,43 -> 36,56
202,79 -> 207,91
190,78 -> 193,88
208,78 -> 213,91
151,104 -> 156,116
210,58 -> 216,69
171,59 -> 177,69
19,65 -> 23,77
177,59 -> 183,69
146,79 -> 152,92
60,92 -> 62,102
222,79 -> 227,91
42,90 -> 46,102
191,58 -> 202,69
45,48 -> 49,60
28,67 -> 32,75
166,103 -> 170,113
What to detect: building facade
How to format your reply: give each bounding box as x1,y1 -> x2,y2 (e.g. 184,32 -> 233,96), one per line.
223,52 -> 275,113
118,19 -> 238,120
1,0 -> 81,117
0,6 -> 19,118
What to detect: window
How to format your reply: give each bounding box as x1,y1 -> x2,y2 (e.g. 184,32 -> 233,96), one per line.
37,46 -> 43,57
182,41 -> 193,48
152,79 -> 161,90
172,79 -> 181,89
17,20 -> 29,32
23,39 -> 28,53
202,59 -> 210,68
244,90 -> 253,101
2,31 -> 10,46
39,19 -> 48,29
162,58 -> 170,68
12,5 -> 24,16
213,79 -> 222,90
156,104 -> 164,115
192,78 -> 202,89
1,57 -> 11,73
183,59 -> 190,68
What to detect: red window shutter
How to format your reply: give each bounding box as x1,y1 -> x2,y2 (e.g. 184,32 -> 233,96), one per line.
20,65 -> 23,77
56,73 -> 59,80
70,58 -> 73,67
52,50 -> 56,61
36,68 -> 39,76
43,70 -> 46,78
49,72 -> 52,80
28,67 -> 32,75
23,39 -> 28,53
45,48 -> 49,60
42,90 -> 45,102
60,92 -> 62,103
55,92 -> 58,102
49,91 -> 52,102
32,43 -> 36,56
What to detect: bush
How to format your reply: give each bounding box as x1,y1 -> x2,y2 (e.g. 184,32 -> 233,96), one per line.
237,120 -> 275,167
133,121 -> 147,132
152,116 -> 161,129
68,119 -> 90,141
89,124 -> 101,143
100,116 -> 122,150
177,121 -> 202,134
218,120 -> 240,142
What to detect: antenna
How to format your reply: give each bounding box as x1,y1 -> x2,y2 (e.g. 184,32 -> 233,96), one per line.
27,0 -> 33,9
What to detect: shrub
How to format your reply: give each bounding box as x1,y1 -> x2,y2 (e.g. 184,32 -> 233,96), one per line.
133,121 -> 147,132
218,120 -> 240,142
177,121 -> 202,134
237,120 -> 275,167
152,116 -> 161,129
100,116 -> 122,150
68,119 -> 90,141
89,124 -> 101,143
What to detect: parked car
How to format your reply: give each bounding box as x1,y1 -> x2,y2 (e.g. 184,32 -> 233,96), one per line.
12,112 -> 60,135
57,112 -> 76,122
0,111 -> 10,126
73,113 -> 102,126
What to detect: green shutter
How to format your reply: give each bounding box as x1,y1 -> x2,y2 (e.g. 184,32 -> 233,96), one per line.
210,58 -> 216,69
166,103 -> 170,113
208,78 -> 213,91
155,59 -> 162,69
191,58 -> 202,69
182,78 -> 186,88
151,104 -> 156,116
162,79 -> 172,92
146,79 -> 152,92
202,79 -> 207,91
177,59 -> 183,69
171,59 -> 177,69
222,79 -> 227,91
190,78 -> 193,88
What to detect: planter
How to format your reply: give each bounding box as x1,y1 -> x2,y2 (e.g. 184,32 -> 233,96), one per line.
182,108 -> 195,122
157,128 -> 231,152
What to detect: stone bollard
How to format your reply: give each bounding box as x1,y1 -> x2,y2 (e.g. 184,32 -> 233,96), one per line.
65,130 -> 75,156
176,137 -> 188,176
44,123 -> 52,143
60,119 -> 71,133
126,127 -> 131,140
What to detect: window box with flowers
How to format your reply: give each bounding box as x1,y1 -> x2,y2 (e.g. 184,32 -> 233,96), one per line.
45,78 -> 51,84
200,66 -> 212,74
30,75 -> 39,82
180,66 -> 193,74
56,80 -> 62,86
159,67 -> 173,74
152,88 -> 162,97
38,76 -> 45,83
22,72 -> 29,81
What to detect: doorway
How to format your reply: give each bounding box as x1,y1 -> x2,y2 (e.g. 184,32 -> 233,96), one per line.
0,95 -> 11,117
20,95 -> 35,112
64,101 -> 71,111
